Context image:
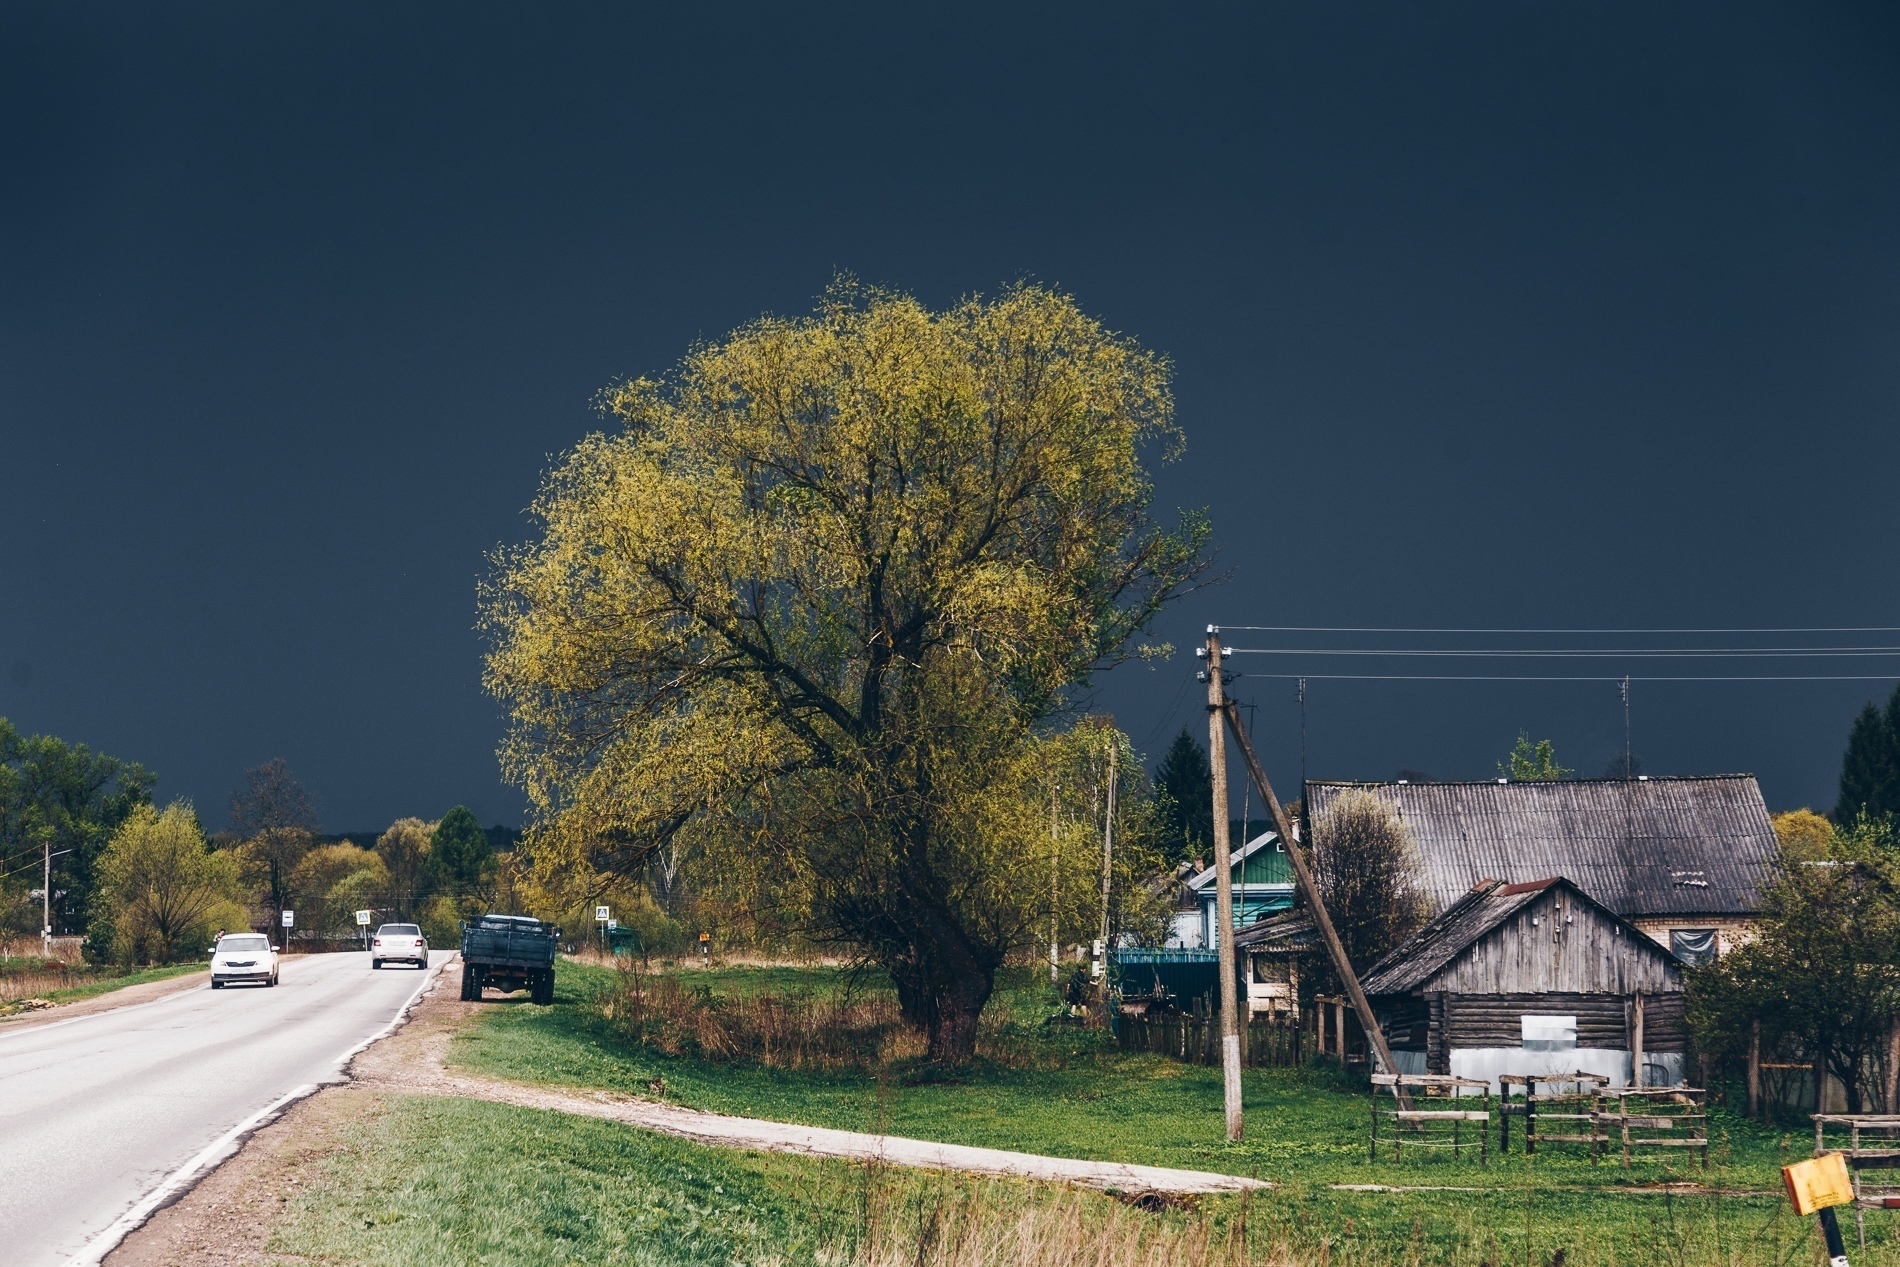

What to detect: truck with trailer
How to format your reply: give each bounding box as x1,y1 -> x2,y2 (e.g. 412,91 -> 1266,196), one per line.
460,914 -> 559,1004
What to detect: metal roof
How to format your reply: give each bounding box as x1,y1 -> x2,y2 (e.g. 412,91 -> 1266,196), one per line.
1359,876 -> 1680,995
1305,775 -> 1776,918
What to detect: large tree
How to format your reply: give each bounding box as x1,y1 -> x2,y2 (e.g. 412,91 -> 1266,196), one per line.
1838,685 -> 1900,825
484,281 -> 1206,1061
229,758 -> 319,924
1152,727 -> 1213,867
0,718 -> 155,937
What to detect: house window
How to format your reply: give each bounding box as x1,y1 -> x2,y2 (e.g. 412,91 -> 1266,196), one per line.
1521,1015 -> 1576,1052
1670,928 -> 1718,965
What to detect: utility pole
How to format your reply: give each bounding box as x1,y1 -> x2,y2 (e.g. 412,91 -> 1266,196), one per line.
1099,742 -> 1116,952
42,832 -> 52,958
1622,676 -> 1632,777
1050,783 -> 1060,985
1220,698 -> 1401,1084
1201,626 -> 1244,1141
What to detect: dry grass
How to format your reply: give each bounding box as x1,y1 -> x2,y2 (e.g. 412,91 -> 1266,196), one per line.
596,960 -> 920,1069
825,1168 -> 1288,1267
590,960 -> 1055,1071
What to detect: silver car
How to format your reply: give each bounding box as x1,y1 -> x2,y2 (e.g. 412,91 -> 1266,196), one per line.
371,923 -> 428,969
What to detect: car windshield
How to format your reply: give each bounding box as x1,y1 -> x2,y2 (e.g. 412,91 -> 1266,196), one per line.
379,925 -> 421,936
220,935 -> 269,952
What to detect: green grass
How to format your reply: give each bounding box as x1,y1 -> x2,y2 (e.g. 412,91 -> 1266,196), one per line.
268,1094 -> 1268,1266
270,1095 -> 840,1265
435,958 -> 1900,1264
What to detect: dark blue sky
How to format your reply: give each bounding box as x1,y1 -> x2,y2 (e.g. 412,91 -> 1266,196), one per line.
3,3 -> 1897,830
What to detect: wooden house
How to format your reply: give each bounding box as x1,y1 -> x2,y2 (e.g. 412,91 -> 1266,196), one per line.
1305,775 -> 1777,961
1360,876 -> 1686,1088
1168,831 -> 1296,950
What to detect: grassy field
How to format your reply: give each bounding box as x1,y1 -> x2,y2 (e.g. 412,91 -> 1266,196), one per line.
432,957 -> 1900,1265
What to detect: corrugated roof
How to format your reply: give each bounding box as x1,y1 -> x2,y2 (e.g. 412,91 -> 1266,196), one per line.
1359,875 -> 1679,994
1305,775 -> 1776,918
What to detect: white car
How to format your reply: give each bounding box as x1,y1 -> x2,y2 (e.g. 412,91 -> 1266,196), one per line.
210,933 -> 279,988
371,924 -> 428,969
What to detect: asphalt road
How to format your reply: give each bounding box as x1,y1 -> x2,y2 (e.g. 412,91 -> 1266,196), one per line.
0,949 -> 447,1266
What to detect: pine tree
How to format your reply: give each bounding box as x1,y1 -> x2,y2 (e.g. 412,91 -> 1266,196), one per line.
1838,687 -> 1900,823
1153,727 -> 1214,866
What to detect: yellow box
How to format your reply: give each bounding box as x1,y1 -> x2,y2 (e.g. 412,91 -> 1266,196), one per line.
1783,1153 -> 1854,1215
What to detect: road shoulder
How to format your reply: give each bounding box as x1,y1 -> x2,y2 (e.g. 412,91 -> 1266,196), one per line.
0,967 -> 207,1033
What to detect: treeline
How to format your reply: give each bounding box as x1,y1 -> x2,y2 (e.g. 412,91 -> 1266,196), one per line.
2,723 -> 513,964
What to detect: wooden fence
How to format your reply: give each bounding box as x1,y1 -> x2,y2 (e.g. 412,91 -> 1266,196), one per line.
1117,1003 -> 1315,1069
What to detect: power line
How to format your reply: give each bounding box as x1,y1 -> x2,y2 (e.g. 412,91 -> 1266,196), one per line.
1236,673 -> 1900,682
1218,625 -> 1900,634
1227,646 -> 1900,658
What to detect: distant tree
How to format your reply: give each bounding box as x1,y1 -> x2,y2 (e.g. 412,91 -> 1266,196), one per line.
290,843 -> 389,938
0,718 -> 155,936
1772,808 -> 1837,860
1152,727 -> 1213,866
229,759 -> 318,922
92,803 -> 246,963
1838,687 -> 1900,824
376,818 -> 434,921
1311,788 -> 1425,977
430,806 -> 495,895
1499,733 -> 1572,782
1601,752 -> 1643,779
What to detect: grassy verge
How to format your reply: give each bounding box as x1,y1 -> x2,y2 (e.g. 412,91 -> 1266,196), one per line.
0,960 -> 201,1015
268,1093 -> 1275,1266
436,958 -> 1900,1264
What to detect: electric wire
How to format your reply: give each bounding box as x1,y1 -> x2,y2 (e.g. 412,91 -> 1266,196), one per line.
1227,646 -> 1900,658
1216,625 -> 1900,634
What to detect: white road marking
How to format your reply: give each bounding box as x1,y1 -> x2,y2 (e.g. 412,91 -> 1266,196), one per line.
60,953 -> 451,1266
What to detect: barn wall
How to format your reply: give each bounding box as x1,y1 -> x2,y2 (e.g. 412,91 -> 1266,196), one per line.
1429,889 -> 1681,996
1441,990 -> 1688,1051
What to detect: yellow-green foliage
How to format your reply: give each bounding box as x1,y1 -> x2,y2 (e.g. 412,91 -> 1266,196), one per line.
92,802 -> 245,964
483,280 -> 1206,1058
1770,807 -> 1834,859
291,843 -> 389,938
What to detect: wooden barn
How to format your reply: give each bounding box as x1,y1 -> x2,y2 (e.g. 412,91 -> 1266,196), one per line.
1361,875 -> 1687,1088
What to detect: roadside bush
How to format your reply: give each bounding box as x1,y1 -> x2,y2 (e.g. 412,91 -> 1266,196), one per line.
593,962 -> 1053,1071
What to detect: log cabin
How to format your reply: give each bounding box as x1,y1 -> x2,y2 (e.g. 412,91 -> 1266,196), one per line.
1361,875 -> 1687,1087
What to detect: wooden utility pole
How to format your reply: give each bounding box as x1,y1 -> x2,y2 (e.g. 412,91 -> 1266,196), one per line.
1050,784 -> 1060,985
1219,696 -> 1401,1082
1099,743 -> 1116,951
1203,628 -> 1244,1141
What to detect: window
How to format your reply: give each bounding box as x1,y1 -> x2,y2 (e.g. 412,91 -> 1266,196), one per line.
1521,1014 -> 1576,1051
219,935 -> 270,952
1670,928 -> 1718,965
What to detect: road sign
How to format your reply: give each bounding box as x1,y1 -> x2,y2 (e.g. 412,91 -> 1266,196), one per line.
281,910 -> 295,927
607,919 -> 618,930
355,910 -> 372,926
1785,1153 -> 1854,1216
595,906 -> 610,922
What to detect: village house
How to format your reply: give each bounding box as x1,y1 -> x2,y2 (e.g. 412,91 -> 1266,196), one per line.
1304,775 -> 1778,960
1167,830 -> 1296,951
1360,875 -> 1687,1087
